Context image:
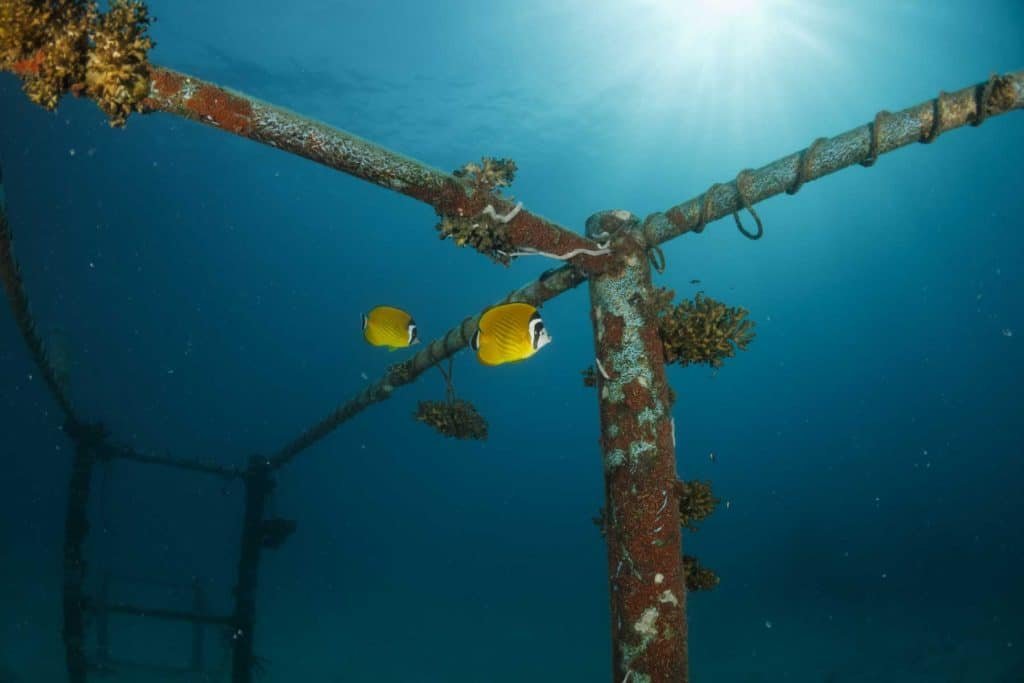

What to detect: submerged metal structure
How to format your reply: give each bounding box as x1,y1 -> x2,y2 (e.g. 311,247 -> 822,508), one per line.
2,12 -> 1022,680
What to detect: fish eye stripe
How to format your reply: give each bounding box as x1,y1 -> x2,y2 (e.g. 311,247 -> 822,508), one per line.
529,317 -> 545,349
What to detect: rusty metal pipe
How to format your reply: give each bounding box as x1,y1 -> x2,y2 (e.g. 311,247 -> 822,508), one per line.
587,211 -> 687,682
137,67 -> 605,269
643,71 -> 1024,242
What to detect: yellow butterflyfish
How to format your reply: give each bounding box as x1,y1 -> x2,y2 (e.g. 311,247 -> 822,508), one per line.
471,302 -> 551,366
362,305 -> 420,350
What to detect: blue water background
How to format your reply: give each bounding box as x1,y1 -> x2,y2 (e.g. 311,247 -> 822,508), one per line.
2,1 -> 1023,680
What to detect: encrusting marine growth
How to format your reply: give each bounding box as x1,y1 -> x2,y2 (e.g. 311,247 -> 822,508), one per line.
415,398 -> 488,441
675,479 -> 718,532
683,554 -> 719,592
0,0 -> 153,126
435,157 -> 518,264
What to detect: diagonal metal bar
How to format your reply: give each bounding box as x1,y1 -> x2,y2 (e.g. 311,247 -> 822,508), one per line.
269,264 -> 585,468
136,67 -> 607,270
0,161 -> 248,478
0,161 -> 78,422
643,71 -> 1024,243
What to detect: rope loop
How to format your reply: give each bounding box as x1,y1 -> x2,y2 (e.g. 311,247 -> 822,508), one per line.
787,137 -> 825,195
693,183 -> 721,234
732,170 -> 764,240
923,91 -> 946,144
860,110 -> 888,167
972,73 -> 998,127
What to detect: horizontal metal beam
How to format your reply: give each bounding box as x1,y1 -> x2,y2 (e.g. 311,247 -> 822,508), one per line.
643,71 -> 1024,243
99,441 -> 245,479
85,600 -> 233,627
269,264 -> 585,468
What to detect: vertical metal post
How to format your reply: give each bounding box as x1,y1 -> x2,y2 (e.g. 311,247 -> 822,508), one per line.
95,572 -> 110,668
191,577 -> 206,672
587,211 -> 688,682
63,440 -> 96,683
231,458 -> 271,683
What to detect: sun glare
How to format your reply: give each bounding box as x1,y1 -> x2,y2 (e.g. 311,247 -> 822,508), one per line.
562,0 -> 850,145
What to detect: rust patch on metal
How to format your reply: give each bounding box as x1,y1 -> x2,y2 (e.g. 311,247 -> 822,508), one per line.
602,313 -> 625,348
148,67 -> 184,98
622,379 -> 648,412
185,84 -> 254,135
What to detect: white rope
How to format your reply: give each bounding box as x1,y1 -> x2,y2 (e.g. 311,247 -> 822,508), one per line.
481,201 -> 523,224
496,240 -> 611,261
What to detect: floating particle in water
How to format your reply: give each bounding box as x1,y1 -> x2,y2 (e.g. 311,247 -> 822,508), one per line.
360,371 -> 369,380
709,451 -> 716,463
881,573 -> 888,579
69,148 -> 76,157
1002,328 -> 1013,337
765,620 -> 773,629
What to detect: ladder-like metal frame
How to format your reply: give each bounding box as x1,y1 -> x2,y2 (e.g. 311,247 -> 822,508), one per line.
2,35 -> 1022,682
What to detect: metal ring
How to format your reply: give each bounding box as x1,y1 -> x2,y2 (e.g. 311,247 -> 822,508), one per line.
647,245 -> 666,274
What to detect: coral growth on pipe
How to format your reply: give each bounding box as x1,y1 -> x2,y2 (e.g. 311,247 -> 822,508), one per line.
415,399 -> 488,440
683,555 -> 719,592
675,479 -> 719,532
435,157 -> 519,264
0,0 -> 152,126
650,288 -> 755,369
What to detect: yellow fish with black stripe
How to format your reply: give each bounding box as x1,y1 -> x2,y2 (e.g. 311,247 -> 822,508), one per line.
362,305 -> 420,350
471,302 -> 551,366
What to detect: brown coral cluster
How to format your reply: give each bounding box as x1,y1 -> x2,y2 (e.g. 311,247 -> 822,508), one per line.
653,288 -> 755,369
0,0 -> 153,126
85,0 -> 152,126
453,156 -> 517,193
435,157 -> 520,264
434,213 -> 514,265
683,554 -> 720,592
415,399 -> 488,441
675,479 -> 719,531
